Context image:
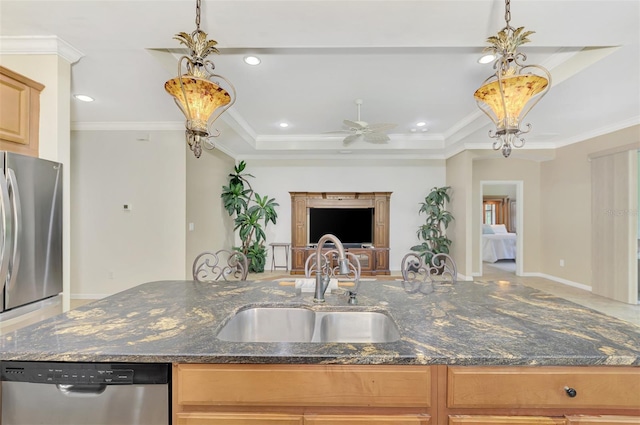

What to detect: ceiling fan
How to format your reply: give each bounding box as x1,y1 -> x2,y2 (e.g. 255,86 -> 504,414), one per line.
329,99 -> 397,145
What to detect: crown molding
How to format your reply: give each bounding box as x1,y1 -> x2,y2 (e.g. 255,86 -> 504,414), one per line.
553,116 -> 640,149
0,36 -> 84,64
71,121 -> 184,131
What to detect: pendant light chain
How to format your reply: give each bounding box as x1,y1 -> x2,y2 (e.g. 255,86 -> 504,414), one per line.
504,0 -> 511,28
195,0 -> 201,31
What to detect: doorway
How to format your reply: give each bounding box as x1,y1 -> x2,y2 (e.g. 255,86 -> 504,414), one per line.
480,181 -> 524,276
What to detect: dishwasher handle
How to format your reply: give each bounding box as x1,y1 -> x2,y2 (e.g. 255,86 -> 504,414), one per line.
56,384 -> 107,397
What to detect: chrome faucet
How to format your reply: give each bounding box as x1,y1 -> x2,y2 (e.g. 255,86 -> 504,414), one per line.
314,234 -> 351,303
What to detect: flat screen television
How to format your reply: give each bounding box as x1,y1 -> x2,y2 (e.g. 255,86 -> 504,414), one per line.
308,207 -> 374,245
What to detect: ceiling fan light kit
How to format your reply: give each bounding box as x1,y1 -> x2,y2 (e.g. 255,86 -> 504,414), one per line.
164,0 -> 236,158
474,0 -> 551,158
330,99 -> 398,146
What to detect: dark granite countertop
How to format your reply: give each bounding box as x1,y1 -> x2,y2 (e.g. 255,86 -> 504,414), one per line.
1,279 -> 639,366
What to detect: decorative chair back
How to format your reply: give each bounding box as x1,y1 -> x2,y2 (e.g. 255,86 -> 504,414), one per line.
192,249 -> 249,282
304,250 -> 361,280
400,251 -> 457,294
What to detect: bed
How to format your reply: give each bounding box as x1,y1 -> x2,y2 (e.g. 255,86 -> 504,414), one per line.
482,224 -> 517,263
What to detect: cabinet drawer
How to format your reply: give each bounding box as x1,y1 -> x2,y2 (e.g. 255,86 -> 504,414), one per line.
449,416 -> 566,424
305,414 -> 430,424
176,364 -> 431,407
176,413 -> 303,425
447,367 -> 640,409
565,416 -> 640,424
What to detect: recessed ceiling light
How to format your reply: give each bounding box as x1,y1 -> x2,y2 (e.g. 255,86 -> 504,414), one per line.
244,56 -> 261,65
74,94 -> 94,102
279,122 -> 289,128
478,53 -> 496,64
416,122 -> 426,127
410,128 -> 417,133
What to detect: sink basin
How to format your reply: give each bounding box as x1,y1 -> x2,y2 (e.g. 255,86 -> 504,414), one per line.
216,307 -> 316,342
216,306 -> 400,343
318,311 -> 401,343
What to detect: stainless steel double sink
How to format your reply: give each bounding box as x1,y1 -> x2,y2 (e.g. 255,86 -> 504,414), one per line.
216,306 -> 400,343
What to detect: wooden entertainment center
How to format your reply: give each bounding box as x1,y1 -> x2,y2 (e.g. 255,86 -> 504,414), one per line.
289,192 -> 391,276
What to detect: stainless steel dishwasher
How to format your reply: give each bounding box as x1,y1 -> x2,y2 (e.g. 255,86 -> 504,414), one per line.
1,361 -> 170,425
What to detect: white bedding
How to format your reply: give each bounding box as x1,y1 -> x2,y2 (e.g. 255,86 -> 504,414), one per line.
482,233 -> 517,263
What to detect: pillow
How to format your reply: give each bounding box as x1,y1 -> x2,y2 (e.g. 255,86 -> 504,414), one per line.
482,224 -> 494,234
491,224 -> 508,234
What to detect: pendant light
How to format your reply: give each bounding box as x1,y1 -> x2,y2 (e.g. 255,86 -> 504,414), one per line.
165,0 -> 236,158
474,0 -> 551,158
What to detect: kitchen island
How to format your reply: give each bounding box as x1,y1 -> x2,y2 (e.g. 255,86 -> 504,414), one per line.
1,279 -> 639,424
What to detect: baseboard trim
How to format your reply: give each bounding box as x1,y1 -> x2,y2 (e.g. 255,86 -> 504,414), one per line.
71,294 -> 109,300
458,273 -> 474,281
520,272 -> 592,292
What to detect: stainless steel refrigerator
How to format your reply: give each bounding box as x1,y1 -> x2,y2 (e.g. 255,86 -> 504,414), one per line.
0,152 -> 62,313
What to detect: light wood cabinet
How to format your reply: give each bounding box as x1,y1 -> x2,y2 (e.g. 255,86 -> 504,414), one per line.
176,413 -> 303,425
0,66 -> 44,157
304,414 -> 430,424
564,416 -> 640,424
173,365 -> 639,425
446,366 -> 640,409
173,364 -> 433,425
175,364 -> 431,408
448,416 -> 566,424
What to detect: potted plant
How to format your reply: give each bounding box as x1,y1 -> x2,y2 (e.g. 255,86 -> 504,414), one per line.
410,186 -> 454,267
221,160 -> 279,273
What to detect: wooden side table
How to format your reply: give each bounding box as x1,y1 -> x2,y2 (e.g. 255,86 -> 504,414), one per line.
269,242 -> 291,272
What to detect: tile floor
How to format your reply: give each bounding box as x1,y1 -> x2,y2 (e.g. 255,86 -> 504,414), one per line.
1,267 -> 638,335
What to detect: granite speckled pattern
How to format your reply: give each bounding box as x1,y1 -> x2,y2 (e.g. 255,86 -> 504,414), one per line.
0,279 -> 639,365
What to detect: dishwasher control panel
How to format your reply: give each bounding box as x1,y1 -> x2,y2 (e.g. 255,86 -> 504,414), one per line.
1,362 -> 169,385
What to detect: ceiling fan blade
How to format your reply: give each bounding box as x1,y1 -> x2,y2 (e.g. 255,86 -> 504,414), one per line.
343,134 -> 363,145
363,132 -> 390,144
323,130 -> 352,134
343,119 -> 367,129
367,122 -> 397,132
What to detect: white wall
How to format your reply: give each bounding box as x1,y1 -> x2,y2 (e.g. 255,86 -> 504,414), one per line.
185,148 -> 235,277
483,184 -> 517,199
243,159 -> 446,271
540,126 -> 640,286
71,130 -> 186,298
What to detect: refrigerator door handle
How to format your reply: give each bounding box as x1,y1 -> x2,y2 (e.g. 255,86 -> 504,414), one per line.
6,168 -> 21,293
0,169 -> 11,290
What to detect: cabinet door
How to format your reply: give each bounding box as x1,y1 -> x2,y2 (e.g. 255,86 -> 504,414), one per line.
305,414 -> 430,424
375,249 -> 389,272
565,416 -> 640,425
348,249 -> 373,272
447,366 -> 640,409
0,67 -> 43,157
0,72 -> 29,145
177,413 -> 303,425
175,364 -> 431,408
291,247 -> 308,274
449,416 -> 565,424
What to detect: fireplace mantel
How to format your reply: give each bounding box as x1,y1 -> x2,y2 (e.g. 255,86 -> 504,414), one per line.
289,192 -> 391,276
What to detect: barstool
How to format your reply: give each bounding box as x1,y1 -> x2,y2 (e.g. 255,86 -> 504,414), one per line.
269,242 -> 291,272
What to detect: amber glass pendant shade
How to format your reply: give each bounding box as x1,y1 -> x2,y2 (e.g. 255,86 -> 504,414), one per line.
474,74 -> 549,132
165,76 -> 231,132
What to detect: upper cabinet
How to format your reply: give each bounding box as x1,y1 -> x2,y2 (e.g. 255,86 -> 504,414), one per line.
0,66 -> 45,157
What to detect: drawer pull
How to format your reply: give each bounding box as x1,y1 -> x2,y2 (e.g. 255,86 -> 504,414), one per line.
564,386 -> 577,397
